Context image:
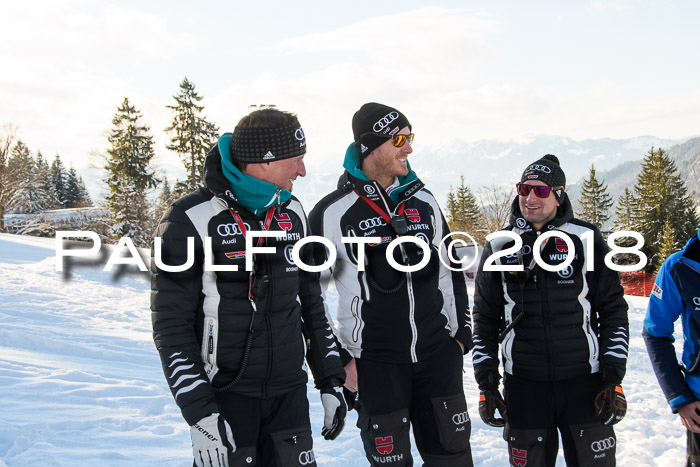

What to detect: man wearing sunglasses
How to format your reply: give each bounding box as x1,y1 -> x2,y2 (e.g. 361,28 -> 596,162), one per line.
309,102 -> 474,466
472,154 -> 629,466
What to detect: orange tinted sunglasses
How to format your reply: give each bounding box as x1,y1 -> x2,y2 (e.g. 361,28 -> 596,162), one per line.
361,132 -> 415,147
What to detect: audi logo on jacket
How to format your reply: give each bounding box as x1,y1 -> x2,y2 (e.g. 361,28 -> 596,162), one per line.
472,195 -> 629,387
151,145 -> 344,426
308,171 -> 473,365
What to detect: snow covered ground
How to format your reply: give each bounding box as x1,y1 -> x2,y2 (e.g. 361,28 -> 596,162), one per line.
0,233 -> 688,466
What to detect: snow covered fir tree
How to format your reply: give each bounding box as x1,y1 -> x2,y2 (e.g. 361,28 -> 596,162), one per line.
164,77 -> 219,197
446,175 -> 488,244
576,164 -> 613,230
104,97 -> 158,247
633,147 -> 698,272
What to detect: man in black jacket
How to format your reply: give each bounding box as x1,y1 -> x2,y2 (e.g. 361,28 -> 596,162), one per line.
309,103 -> 473,466
151,109 -> 346,466
472,154 -> 629,466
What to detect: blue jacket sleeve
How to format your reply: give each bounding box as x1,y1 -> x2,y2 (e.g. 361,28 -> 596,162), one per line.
643,260 -> 698,411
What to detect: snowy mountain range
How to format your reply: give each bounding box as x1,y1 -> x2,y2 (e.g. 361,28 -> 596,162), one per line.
77,134 -> 699,213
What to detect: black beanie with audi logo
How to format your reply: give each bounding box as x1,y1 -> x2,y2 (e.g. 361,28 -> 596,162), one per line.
352,102 -> 411,159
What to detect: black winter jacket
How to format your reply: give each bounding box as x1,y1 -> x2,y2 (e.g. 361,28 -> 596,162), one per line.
472,195 -> 629,387
151,145 -> 344,425
309,170 -> 473,365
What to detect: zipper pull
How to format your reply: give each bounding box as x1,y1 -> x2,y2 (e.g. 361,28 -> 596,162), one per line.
207,321 -> 215,362
274,189 -> 282,214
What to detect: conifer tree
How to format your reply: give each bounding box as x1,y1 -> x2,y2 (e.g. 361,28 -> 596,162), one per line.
610,187 -> 642,266
165,78 -> 219,194
577,164 -> 613,229
104,97 -> 158,246
150,178 -> 176,235
34,151 -> 56,210
656,217 -> 679,268
446,175 -> 487,244
50,154 -> 69,209
7,141 -> 49,214
65,165 -> 92,208
612,188 -> 639,232
634,147 -> 698,272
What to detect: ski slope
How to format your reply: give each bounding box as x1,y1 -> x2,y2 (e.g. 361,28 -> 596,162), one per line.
0,233 -> 687,466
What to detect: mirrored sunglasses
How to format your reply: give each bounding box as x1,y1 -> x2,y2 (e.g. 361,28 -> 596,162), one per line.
360,132 -> 415,148
516,183 -> 553,198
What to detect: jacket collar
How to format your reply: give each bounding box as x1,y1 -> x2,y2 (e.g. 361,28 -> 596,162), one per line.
205,133 -> 291,217
508,192 -> 575,234
340,142 -> 424,206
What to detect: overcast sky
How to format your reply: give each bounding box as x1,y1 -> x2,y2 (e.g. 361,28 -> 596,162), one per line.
2,0 -> 699,177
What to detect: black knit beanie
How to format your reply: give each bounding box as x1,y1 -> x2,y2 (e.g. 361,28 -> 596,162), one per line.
520,154 -> 566,188
352,103 -> 411,159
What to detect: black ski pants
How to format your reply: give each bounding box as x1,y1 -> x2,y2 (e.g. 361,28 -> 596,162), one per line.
215,385 -> 315,466
355,339 -> 473,466
687,429 -> 700,466
503,373 -> 616,467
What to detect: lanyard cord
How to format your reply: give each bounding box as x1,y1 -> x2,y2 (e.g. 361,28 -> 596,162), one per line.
228,206 -> 276,249
228,206 -> 275,304
354,189 -> 405,223
354,189 -> 408,294
213,205 -> 275,393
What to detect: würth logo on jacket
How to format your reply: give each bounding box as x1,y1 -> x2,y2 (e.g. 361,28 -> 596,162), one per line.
275,213 -> 293,231
555,237 -> 568,253
375,436 -> 393,455
405,208 -> 420,223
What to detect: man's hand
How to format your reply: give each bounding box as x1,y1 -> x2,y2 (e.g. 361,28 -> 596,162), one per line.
479,388 -> 507,427
190,413 -> 235,467
594,383 -> 627,426
321,386 -> 347,440
678,401 -> 700,433
455,339 -> 465,354
344,358 -> 358,393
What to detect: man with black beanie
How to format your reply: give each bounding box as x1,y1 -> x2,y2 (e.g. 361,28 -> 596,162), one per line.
472,154 -> 629,466
309,102 -> 474,466
151,108 -> 346,466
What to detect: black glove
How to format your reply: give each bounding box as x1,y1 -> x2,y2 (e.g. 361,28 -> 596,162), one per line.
479,388 -> 507,427
321,386 -> 347,440
342,386 -> 357,412
594,383 -> 627,426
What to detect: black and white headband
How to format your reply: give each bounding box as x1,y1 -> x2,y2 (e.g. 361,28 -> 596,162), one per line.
230,122 -> 306,163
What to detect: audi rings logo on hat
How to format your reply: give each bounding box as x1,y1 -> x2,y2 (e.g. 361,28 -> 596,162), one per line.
694,297 -> 700,306
516,218 -> 528,229
295,127 -> 306,147
298,449 -> 315,465
452,411 -> 469,425
359,217 -> 386,231
217,222 -> 250,237
527,164 -> 552,173
373,111 -> 399,133
591,437 -> 615,453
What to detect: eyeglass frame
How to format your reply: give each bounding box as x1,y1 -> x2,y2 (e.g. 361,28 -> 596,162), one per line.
359,131 -> 415,148
516,183 -> 563,198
